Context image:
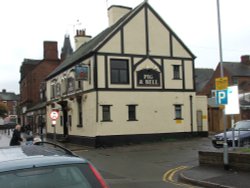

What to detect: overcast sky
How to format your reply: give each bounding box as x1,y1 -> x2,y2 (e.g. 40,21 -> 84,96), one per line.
1,0 -> 250,93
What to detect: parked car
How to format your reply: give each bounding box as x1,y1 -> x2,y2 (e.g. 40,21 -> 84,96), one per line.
0,142 -> 109,188
212,120 -> 250,148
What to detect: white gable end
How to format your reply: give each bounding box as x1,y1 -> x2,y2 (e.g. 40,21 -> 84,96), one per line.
123,9 -> 146,54
172,36 -> 192,58
99,31 -> 121,53
147,9 -> 170,56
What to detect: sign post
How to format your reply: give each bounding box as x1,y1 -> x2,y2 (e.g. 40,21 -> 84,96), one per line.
49,111 -> 59,143
215,73 -> 229,170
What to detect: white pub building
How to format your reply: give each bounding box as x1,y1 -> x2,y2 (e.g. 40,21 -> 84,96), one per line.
46,1 -> 208,147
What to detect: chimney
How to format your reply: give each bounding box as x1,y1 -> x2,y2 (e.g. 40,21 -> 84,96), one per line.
108,5 -> 132,26
43,41 -> 58,60
241,55 -> 250,65
74,29 -> 92,50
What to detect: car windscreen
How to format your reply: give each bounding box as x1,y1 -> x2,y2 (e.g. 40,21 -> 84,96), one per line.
235,121 -> 250,130
0,163 -> 103,188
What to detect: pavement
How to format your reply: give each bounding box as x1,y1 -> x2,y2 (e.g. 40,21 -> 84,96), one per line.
179,165 -> 250,188
1,131 -> 250,187
0,129 -> 12,147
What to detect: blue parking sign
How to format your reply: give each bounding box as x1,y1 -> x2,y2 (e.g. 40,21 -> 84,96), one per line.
216,90 -> 228,105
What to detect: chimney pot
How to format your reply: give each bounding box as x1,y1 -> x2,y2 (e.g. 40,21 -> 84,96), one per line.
74,29 -> 91,50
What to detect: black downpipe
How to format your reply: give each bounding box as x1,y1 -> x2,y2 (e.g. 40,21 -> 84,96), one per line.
189,95 -> 193,133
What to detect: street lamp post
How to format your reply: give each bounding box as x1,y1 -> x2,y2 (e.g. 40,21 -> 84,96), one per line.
216,0 -> 229,170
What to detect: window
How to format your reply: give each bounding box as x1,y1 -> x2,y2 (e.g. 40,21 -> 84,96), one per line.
67,77 -> 75,93
110,59 -> 129,84
77,97 -> 83,127
51,84 -> 56,98
102,105 -> 112,121
174,104 -> 183,119
127,105 -> 137,121
173,65 -> 181,79
60,116 -> 63,127
56,83 -> 61,97
68,115 -> 72,127
232,77 -> 238,85
76,80 -> 82,90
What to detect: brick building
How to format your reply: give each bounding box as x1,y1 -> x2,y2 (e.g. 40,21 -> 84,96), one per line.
19,41 -> 60,131
19,36 -> 73,133
199,55 -> 250,132
0,89 -> 19,124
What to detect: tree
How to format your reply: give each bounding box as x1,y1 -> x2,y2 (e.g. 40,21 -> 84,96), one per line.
0,103 -> 8,118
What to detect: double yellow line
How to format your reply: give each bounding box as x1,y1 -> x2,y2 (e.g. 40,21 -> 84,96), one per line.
162,166 -> 195,187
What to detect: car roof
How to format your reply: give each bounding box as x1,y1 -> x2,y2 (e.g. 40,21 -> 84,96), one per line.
0,145 -> 87,172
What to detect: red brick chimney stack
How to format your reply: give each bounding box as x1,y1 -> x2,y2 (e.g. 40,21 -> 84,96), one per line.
241,55 -> 250,65
43,41 -> 58,60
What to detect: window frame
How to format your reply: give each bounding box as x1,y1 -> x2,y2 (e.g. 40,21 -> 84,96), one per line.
127,105 -> 138,121
101,105 -> 112,122
110,59 -> 129,84
173,65 -> 181,80
174,104 -> 183,120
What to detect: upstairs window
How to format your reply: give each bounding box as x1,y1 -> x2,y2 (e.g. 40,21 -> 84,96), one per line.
51,84 -> 56,99
110,59 -> 129,84
67,77 -> 75,93
173,65 -> 181,79
232,77 -> 238,85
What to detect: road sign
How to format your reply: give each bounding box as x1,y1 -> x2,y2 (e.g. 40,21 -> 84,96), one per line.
216,90 -> 228,105
49,111 -> 59,120
215,77 -> 228,90
225,86 -> 240,115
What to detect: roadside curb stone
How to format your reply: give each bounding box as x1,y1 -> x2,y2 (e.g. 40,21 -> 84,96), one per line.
179,169 -> 235,188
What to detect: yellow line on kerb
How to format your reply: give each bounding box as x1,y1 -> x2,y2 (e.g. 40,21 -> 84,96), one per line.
163,166 -> 195,188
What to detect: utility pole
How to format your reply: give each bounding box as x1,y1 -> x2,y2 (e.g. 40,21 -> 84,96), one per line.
216,0 -> 229,170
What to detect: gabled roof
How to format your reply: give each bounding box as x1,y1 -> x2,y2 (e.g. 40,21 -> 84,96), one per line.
223,62 -> 250,77
195,68 -> 214,92
47,1 -> 194,80
47,2 -> 145,80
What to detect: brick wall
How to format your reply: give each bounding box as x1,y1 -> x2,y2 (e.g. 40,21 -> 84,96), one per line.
199,151 -> 250,171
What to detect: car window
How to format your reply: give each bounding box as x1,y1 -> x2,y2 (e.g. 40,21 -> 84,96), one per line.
0,163 -> 103,188
235,121 -> 250,130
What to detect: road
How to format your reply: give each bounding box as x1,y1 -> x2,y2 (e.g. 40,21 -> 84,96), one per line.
75,137 -> 212,188
0,131 -> 212,187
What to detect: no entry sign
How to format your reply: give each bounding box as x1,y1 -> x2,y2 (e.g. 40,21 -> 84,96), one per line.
50,111 -> 59,120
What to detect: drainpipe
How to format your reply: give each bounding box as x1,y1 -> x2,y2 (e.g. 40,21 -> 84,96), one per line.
189,95 -> 193,133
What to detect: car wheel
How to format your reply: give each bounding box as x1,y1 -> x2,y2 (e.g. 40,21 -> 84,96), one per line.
240,139 -> 248,147
242,139 -> 250,147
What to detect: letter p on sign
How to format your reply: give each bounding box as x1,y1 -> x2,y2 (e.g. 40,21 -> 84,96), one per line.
216,90 -> 228,105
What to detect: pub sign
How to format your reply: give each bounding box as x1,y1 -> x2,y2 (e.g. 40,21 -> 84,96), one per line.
75,65 -> 89,81
137,69 -> 160,86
